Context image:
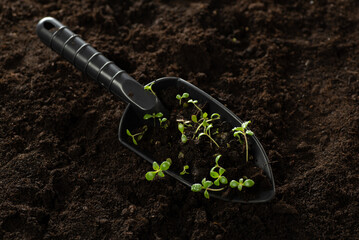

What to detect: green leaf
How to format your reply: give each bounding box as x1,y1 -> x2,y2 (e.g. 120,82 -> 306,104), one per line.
211,113 -> 220,119
143,114 -> 153,120
191,115 -> 198,123
182,93 -> 189,98
232,127 -> 241,132
230,180 -> 239,188
198,133 -> 205,139
203,180 -> 213,188
219,168 -> 225,175
243,179 -> 255,188
214,179 -> 220,186
242,121 -> 251,129
215,155 -> 221,164
152,162 -> 160,170
176,94 -> 181,100
239,178 -> 244,184
238,184 -> 243,191
220,176 -> 228,184
202,112 -> 208,119
126,129 -> 132,136
178,123 -> 185,134
158,171 -> 165,177
201,178 -> 207,186
160,161 -> 170,171
132,138 -> 138,145
246,130 -> 254,136
184,165 -> 189,170
207,124 -> 213,131
144,85 -> 150,90
202,121 -> 209,128
181,134 -> 187,143
161,118 -> 167,122
166,158 -> 172,164
145,171 -> 156,181
191,183 -> 202,192
137,134 -> 143,141
210,171 -> 219,178
204,190 -> 210,199
155,112 -> 163,118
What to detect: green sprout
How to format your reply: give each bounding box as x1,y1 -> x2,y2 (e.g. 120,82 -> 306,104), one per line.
191,178 -> 225,199
180,165 -> 189,175
232,121 -> 254,162
176,93 -> 189,106
188,99 -> 202,113
158,117 -> 168,129
178,123 -> 187,143
144,82 -> 156,96
126,125 -> 148,145
210,155 -> 228,186
144,112 -> 164,126
145,158 -> 172,181
193,112 -> 220,136
230,178 -> 255,191
198,122 -> 219,148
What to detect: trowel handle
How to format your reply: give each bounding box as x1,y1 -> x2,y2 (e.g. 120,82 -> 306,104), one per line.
36,17 -> 159,113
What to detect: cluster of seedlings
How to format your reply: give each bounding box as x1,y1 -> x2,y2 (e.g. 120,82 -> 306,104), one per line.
127,89 -> 256,199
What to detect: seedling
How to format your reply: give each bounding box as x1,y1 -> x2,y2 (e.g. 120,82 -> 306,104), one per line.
178,122 -> 187,143
180,165 -> 189,175
230,178 -> 255,191
191,178 -> 225,199
158,117 -> 168,129
232,121 -> 254,162
210,155 -> 228,186
144,82 -> 156,96
126,125 -> 148,145
193,112 -> 220,136
176,92 -> 189,106
198,123 -> 219,148
144,112 -> 164,126
145,158 -> 172,181
188,99 -> 202,113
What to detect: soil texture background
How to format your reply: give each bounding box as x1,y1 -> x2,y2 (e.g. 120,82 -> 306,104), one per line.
1,0 -> 359,239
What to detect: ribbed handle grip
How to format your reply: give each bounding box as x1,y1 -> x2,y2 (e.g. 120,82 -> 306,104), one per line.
36,17 -> 162,113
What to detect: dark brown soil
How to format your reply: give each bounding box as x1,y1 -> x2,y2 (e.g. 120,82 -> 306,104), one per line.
1,0 -> 359,239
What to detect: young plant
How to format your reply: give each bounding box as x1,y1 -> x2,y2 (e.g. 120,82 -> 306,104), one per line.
176,92 -> 189,106
191,178 -> 225,199
198,122 -> 219,148
158,117 -> 168,129
145,158 -> 172,181
126,125 -> 148,145
178,123 -> 187,143
144,112 -> 164,126
230,178 -> 255,191
193,112 -> 220,136
232,121 -> 254,162
187,99 -> 202,113
210,155 -> 228,186
180,165 -> 189,175
144,82 -> 156,96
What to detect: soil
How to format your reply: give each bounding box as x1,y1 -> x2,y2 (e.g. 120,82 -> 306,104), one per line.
1,0 -> 359,239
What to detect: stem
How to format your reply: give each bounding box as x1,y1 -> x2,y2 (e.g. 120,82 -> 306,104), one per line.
207,187 -> 225,192
206,133 -> 220,148
243,133 -> 248,162
193,103 -> 202,113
